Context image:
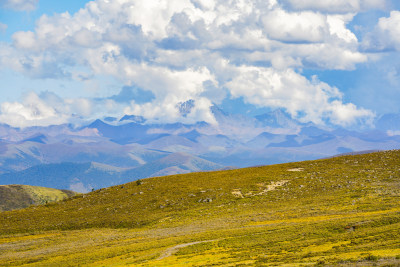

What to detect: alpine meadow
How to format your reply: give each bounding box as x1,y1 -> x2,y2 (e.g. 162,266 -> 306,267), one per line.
1,0 -> 400,266
1,150 -> 400,266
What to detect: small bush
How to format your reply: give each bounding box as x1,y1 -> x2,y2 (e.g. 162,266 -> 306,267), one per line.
364,254 -> 379,261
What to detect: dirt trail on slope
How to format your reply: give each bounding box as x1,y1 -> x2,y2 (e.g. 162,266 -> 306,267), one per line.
157,240 -> 216,260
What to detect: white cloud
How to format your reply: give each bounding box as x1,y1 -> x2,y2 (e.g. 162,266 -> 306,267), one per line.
280,0 -> 386,13
262,9 -> 328,43
327,100 -> 375,126
0,91 -> 126,128
327,14 -> 358,43
363,11 -> 400,51
124,65 -> 218,124
295,43 -> 367,70
0,0 -> 38,11
0,92 -> 69,127
261,9 -> 359,45
125,0 -> 195,39
225,66 -> 375,126
0,0 -> 377,127
6,0 -> 364,72
12,31 -> 36,49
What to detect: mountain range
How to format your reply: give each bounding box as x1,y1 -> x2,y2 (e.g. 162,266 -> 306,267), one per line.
0,107 -> 399,192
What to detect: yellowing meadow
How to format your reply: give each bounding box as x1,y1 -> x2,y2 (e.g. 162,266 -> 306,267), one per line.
1,150 -> 400,266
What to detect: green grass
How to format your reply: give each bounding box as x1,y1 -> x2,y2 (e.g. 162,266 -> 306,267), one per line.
0,185 -> 76,212
0,150 -> 400,266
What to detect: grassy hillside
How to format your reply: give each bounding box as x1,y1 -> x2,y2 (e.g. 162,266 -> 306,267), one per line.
0,153 -> 224,192
0,150 -> 400,266
0,185 -> 77,211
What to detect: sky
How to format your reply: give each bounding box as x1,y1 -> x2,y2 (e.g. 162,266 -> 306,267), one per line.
0,0 -> 400,128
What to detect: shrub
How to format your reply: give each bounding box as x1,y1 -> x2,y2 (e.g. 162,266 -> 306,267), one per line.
364,254 -> 379,261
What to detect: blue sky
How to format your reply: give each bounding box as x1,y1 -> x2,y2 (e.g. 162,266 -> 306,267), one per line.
0,0 -> 399,128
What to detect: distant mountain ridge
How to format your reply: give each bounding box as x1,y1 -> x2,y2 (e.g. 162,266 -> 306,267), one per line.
0,107 -> 400,191
255,109 -> 300,129
0,153 -> 224,192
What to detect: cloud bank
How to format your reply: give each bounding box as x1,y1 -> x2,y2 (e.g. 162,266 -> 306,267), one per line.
0,0 -> 386,127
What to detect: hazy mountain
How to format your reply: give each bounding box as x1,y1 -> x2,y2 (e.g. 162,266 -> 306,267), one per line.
255,109 -> 301,129
119,115 -> 146,123
0,153 -> 223,192
0,162 -> 98,191
123,152 -> 224,180
0,138 -> 170,174
246,132 -> 286,148
1,107 -> 400,190
145,135 -> 199,152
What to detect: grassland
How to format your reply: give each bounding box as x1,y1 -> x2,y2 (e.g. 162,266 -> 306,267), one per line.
0,185 -> 77,212
0,150 -> 400,266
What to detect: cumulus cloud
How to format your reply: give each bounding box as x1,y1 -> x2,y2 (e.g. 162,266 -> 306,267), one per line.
0,0 -> 377,127
363,11 -> 400,51
0,0 -> 38,11
123,65 -> 218,124
225,66 -> 374,126
0,92 -> 69,128
5,0 -> 365,72
262,9 -> 328,43
0,91 -> 126,128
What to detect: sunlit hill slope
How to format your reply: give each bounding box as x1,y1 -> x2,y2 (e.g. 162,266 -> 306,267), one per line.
0,185 -> 77,212
1,150 -> 400,266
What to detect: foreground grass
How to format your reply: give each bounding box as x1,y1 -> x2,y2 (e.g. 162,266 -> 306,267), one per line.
1,150 -> 400,266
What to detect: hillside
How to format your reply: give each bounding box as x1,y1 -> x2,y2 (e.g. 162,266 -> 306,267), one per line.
0,185 -> 76,211
0,153 -> 224,192
0,150 -> 400,266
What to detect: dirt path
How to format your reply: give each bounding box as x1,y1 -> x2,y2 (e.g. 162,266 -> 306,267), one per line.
157,240 -> 216,260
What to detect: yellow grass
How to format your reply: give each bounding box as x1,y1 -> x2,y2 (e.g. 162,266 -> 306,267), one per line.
1,150 -> 400,266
